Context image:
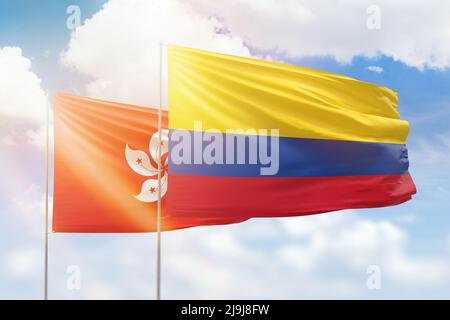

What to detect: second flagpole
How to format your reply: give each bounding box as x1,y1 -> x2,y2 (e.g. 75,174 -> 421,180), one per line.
155,41 -> 163,300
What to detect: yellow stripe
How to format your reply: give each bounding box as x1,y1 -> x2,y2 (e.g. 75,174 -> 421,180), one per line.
168,45 -> 409,144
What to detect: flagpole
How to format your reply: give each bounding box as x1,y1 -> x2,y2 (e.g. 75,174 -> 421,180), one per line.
44,91 -> 50,300
156,41 -> 163,300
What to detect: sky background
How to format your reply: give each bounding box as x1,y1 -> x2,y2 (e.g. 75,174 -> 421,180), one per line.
1,0 -> 450,299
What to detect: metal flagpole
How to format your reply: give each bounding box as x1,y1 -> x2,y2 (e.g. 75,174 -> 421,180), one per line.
156,42 -> 163,300
44,91 -> 50,300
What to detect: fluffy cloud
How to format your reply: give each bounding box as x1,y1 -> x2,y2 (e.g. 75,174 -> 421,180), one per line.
60,0 -> 450,107
26,125 -> 52,149
0,47 -> 47,123
0,134 -> 16,147
158,213 -> 450,299
9,211 -> 446,299
190,0 -> 450,70
279,213 -> 448,285
0,46 -> 48,153
60,0 -> 251,107
2,247 -> 41,279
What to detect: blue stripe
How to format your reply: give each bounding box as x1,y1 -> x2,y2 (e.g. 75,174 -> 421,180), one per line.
168,130 -> 409,177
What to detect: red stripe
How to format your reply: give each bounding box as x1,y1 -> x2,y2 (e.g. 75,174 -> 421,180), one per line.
166,174 -> 416,226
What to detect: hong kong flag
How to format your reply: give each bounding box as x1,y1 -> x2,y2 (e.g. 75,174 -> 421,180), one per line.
53,93 -> 173,232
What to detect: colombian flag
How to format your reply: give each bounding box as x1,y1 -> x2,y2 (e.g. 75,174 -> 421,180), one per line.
167,46 -> 416,223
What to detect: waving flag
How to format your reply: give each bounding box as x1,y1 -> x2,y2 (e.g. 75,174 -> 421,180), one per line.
167,46 -> 416,223
53,93 -> 172,232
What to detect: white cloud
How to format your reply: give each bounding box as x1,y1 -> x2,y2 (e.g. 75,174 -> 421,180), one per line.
190,0 -> 450,70
0,122 -> 50,151
9,184 -> 49,238
26,125 -> 52,149
59,0 -> 450,108
6,213 -> 445,299
367,65 -> 384,73
160,213 -> 450,298
1,134 -> 17,146
0,44 -> 50,296
3,248 -> 41,279
279,213 -> 449,285
386,253 -> 449,284
60,0 -> 251,107
0,47 -> 47,123
12,184 -> 45,217
42,49 -> 51,59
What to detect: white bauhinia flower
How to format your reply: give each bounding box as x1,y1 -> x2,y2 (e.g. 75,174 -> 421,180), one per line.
135,175 -> 168,203
125,129 -> 169,203
125,145 -> 157,177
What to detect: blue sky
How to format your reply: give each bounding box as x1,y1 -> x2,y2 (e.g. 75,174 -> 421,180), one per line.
1,0 -> 450,299
0,0 -> 105,90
